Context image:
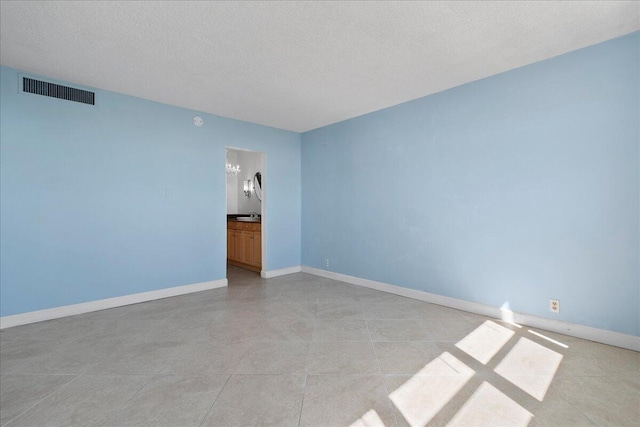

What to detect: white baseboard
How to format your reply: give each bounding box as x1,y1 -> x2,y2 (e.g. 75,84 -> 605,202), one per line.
261,265 -> 302,278
0,279 -> 228,330
301,266 -> 640,352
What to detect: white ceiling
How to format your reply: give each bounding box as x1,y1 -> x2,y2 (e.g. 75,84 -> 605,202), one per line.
1,1 -> 638,132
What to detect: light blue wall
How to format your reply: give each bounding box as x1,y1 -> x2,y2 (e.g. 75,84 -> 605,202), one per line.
302,33 -> 639,336
0,66 -> 301,316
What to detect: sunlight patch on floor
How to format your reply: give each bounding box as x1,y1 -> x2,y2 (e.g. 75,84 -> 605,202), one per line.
389,352 -> 475,427
528,329 -> 569,348
494,337 -> 563,401
455,320 -> 515,364
447,381 -> 533,426
349,409 -> 387,427
500,302 -> 522,328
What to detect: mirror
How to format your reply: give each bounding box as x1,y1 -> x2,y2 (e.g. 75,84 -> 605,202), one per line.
253,172 -> 262,201
226,148 -> 263,215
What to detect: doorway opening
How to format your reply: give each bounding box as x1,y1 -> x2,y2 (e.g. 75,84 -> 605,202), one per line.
225,147 -> 265,281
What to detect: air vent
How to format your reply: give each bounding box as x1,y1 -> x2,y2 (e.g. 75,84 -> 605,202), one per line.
23,77 -> 95,105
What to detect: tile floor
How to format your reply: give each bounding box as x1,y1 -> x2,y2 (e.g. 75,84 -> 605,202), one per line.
1,265 -> 638,426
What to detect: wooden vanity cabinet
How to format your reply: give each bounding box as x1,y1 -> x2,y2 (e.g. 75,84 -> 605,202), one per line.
227,221 -> 261,272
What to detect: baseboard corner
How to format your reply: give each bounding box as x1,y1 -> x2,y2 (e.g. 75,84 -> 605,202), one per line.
261,265 -> 302,279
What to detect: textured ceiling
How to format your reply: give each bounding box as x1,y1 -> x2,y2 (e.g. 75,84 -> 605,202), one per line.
1,1 -> 638,132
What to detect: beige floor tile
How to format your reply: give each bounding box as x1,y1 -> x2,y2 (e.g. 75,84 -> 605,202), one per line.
527,389 -> 597,427
361,300 -> 423,320
299,375 -> 396,427
202,315 -> 262,343
264,300 -> 318,318
88,340 -> 187,375
255,318 -> 314,341
0,339 -> 71,375
316,300 -> 364,319
201,374 -> 305,426
349,409 -> 389,427
160,341 -> 249,375
555,375 -> 640,427
617,374 -> 640,390
7,375 -> 151,427
385,352 -> 476,427
313,319 -> 370,341
162,308 -> 221,328
0,374 -> 76,425
308,341 -> 380,374
413,304 -> 473,320
368,319 -> 433,342
234,341 -> 310,374
103,374 -> 228,427
447,382 -> 533,427
374,341 -> 442,375
494,337 -> 564,401
454,320 -> 515,365
566,341 -> 640,376
423,317 -> 481,341
21,335 -> 127,375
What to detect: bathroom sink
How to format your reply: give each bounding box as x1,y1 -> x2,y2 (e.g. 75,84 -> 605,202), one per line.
235,217 -> 260,223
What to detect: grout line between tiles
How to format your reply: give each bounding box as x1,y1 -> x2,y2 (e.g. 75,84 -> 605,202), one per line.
553,384 -> 607,427
296,342 -> 312,427
363,304 -> 400,427
97,373 -> 158,427
197,373 -> 233,427
0,373 -> 83,427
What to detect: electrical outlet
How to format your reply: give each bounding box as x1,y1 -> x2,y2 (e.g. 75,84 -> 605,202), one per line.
324,258 -> 329,267
549,299 -> 560,313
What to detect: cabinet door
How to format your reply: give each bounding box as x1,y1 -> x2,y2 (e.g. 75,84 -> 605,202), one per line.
252,231 -> 262,267
227,229 -> 235,261
242,231 -> 254,265
234,230 -> 243,261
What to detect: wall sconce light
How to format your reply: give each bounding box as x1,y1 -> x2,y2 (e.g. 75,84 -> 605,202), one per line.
226,163 -> 241,176
244,179 -> 252,198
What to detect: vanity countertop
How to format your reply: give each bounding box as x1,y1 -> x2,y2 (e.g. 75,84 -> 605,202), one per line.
227,215 -> 261,223
230,217 -> 260,223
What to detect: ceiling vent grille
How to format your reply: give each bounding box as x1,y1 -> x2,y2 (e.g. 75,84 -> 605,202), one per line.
22,77 -> 95,105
